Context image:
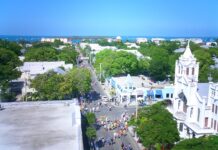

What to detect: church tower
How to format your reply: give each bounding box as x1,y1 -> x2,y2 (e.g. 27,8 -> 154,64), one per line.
174,41 -> 199,110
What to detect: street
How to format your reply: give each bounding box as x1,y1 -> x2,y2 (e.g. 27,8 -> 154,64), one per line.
76,45 -> 141,150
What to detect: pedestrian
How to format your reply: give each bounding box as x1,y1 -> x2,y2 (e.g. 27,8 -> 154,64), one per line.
121,142 -> 124,150
102,137 -> 105,146
128,143 -> 132,150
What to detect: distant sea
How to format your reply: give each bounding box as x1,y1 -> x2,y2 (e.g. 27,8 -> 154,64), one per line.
0,35 -> 217,43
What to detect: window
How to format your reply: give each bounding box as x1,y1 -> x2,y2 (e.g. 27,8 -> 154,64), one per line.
211,119 -> 214,128
197,108 -> 200,122
216,106 -> 218,114
178,100 -> 181,109
171,94 -> 173,98
192,68 -> 195,75
186,68 -> 189,75
205,117 -> 208,128
190,108 -> 193,118
179,123 -> 183,131
212,104 -> 214,112
166,93 -> 169,98
178,66 -> 180,74
214,120 -> 217,130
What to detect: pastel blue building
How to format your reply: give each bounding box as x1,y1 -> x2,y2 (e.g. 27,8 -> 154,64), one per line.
106,74 -> 174,105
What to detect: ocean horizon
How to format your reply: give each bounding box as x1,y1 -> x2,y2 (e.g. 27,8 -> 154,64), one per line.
0,35 -> 217,43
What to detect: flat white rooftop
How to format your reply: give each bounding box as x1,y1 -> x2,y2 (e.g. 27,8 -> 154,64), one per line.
0,101 -> 83,150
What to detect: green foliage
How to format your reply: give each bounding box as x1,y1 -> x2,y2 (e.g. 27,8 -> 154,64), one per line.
0,39 -> 22,55
131,102 -> 180,149
57,46 -> 79,64
31,71 -> 65,100
86,127 -> 97,140
173,135 -> 218,150
25,43 -> 78,64
64,68 -> 92,96
194,49 -> 214,82
97,39 -> 127,49
30,68 -> 91,100
94,50 -> 148,77
0,48 -> 21,84
139,40 -> 216,82
85,112 -> 96,126
25,47 -> 58,61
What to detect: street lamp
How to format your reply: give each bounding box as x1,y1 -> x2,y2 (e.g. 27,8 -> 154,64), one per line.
208,73 -> 213,82
166,74 -> 171,83
99,63 -> 102,84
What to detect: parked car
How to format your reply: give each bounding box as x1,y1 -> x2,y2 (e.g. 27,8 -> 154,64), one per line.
101,95 -> 109,102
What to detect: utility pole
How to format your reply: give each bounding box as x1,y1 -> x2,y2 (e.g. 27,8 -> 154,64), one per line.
89,52 -> 92,65
99,63 -> 102,84
136,98 -> 138,121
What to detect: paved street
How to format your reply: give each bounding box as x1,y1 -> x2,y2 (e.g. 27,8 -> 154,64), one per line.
76,45 -> 141,150
85,100 -> 141,150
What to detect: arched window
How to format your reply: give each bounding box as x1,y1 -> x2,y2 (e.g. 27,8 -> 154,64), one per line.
197,108 -> 200,122
186,68 -> 189,75
178,100 -> 181,110
190,107 -> 193,118
192,67 -> 195,75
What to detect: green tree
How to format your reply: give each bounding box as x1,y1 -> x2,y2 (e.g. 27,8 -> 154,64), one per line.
30,71 -> 65,100
130,102 -> 180,149
148,48 -> 170,81
85,112 -> 96,125
86,127 -> 97,140
0,48 -> 22,101
25,47 -> 58,61
173,135 -> 218,150
94,50 -> 143,78
0,39 -> 22,55
65,68 -> 92,97
57,46 -> 79,64
194,49 -> 214,82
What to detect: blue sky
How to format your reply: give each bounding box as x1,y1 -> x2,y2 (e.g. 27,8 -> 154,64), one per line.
0,0 -> 217,37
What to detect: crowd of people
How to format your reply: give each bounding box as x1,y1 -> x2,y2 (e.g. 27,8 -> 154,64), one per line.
81,99 -> 136,150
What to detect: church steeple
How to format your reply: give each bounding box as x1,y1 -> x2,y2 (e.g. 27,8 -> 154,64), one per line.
182,40 -> 194,59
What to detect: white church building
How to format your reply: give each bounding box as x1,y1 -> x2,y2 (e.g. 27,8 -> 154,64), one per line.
168,42 -> 218,138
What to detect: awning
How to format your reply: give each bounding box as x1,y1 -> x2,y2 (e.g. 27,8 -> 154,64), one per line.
147,90 -> 154,96
155,90 -> 162,95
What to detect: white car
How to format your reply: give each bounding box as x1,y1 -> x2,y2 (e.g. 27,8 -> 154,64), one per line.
101,96 -> 109,102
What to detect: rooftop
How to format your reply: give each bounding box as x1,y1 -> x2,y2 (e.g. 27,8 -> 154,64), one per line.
197,83 -> 209,98
0,101 -> 83,150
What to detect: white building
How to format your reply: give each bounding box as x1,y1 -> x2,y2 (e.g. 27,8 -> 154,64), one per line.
116,36 -> 122,42
0,101 -> 83,150
116,49 -> 145,60
41,38 -> 71,44
189,38 -> 203,44
19,61 -> 73,96
80,43 -> 117,54
169,42 -> 217,138
125,42 -> 140,49
136,38 -> 148,44
151,38 -> 165,45
106,75 -> 174,105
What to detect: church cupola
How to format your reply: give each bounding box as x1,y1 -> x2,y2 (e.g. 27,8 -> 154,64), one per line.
174,41 -> 199,84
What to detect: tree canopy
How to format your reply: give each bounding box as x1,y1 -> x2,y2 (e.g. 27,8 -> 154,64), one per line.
30,68 -> 91,100
129,102 -> 180,149
97,39 -> 128,49
173,135 -> 218,150
94,50 -> 149,78
139,41 -> 218,82
0,39 -> 22,55
24,44 -> 78,64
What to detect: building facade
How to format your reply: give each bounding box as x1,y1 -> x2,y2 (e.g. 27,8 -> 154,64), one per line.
169,42 -> 217,138
106,75 -> 174,105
